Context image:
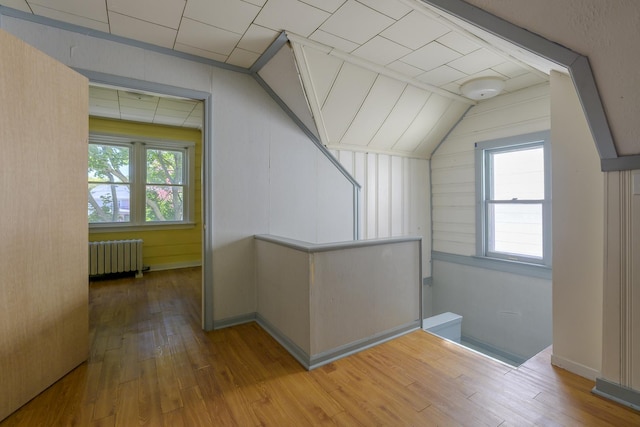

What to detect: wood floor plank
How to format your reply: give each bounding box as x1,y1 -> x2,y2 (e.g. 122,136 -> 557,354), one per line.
3,267 -> 640,427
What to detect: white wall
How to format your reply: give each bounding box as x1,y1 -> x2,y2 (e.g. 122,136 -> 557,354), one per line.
549,71 -> 604,379
430,83 -> 552,359
602,170 -> 640,390
3,17 -> 355,324
331,150 -> 430,273
431,83 -> 550,255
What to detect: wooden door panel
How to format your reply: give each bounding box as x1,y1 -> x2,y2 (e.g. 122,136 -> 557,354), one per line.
0,29 -> 88,422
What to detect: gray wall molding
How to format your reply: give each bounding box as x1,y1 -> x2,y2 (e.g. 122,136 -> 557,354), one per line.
432,251 -> 552,280
421,0 -> 630,171
255,234 -> 421,253
213,312 -> 257,330
308,322 -> 420,370
461,335 -> 527,366
593,378 -> 640,412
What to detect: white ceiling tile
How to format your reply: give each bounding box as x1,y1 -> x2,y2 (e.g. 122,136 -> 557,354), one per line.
381,10 -> 449,50
90,98 -> 120,110
174,42 -> 228,62
417,65 -> 467,87
299,0 -> 346,13
155,108 -> 189,118
118,97 -> 158,111
352,36 -> 411,66
385,60 -> 424,78
90,86 -> 119,101
109,12 -> 177,49
1,0 -> 31,13
400,42 -> 461,72
369,84 -> 430,149
309,29 -> 359,52
237,24 -> 280,53
176,18 -> 242,56
393,94 -> 452,152
437,31 -> 480,55
107,0 -> 185,29
191,103 -> 204,114
153,115 -> 187,126
319,0 -> 394,45
120,106 -> 156,118
303,45 -> 344,106
118,90 -> 160,101
457,69 -> 504,84
341,75 -> 406,146
491,61 -> 530,79
182,116 -> 203,128
29,4 -> 109,31
89,106 -> 121,119
321,62 -> 378,143
183,0 -> 260,34
254,0 -> 330,37
242,0 -> 266,6
503,73 -> 547,93
447,48 -> 504,75
227,48 -> 261,68
356,0 -> 412,20
28,0 -> 108,22
158,98 -> 197,112
413,101 -> 469,157
441,81 -> 461,94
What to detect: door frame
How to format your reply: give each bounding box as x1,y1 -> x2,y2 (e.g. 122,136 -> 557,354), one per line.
78,69 -> 215,330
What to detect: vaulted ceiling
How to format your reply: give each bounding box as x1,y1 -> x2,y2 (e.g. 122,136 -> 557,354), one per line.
1,0 -> 561,158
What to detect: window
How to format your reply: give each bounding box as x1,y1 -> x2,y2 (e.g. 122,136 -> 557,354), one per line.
475,131 -> 551,265
88,135 -> 194,228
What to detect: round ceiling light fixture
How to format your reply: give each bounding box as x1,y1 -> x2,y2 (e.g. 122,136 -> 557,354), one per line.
460,77 -> 505,100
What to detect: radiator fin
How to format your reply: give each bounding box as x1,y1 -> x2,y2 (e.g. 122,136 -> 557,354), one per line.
89,239 -> 143,278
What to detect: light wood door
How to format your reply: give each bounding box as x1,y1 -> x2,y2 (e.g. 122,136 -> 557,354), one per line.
0,29 -> 88,421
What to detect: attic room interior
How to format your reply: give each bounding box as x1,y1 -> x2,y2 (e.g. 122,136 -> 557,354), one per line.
1,0 -> 640,424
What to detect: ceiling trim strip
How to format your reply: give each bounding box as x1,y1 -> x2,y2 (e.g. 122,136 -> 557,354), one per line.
286,32 -> 475,105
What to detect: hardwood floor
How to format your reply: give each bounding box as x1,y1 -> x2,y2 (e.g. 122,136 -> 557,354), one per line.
2,267 -> 639,426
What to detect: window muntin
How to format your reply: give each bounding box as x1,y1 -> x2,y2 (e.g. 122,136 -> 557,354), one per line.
476,131 -> 551,265
88,136 -> 193,228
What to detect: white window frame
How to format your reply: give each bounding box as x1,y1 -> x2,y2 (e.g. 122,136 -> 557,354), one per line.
475,130 -> 551,266
89,134 -> 195,231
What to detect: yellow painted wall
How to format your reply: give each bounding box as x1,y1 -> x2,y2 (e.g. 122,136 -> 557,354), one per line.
89,117 -> 202,270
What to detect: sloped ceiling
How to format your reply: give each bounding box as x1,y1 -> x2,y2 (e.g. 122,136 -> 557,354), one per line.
2,0 -> 558,157
291,40 -> 471,158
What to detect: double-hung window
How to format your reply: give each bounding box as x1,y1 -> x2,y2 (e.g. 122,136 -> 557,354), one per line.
475,131 -> 551,266
88,134 -> 194,228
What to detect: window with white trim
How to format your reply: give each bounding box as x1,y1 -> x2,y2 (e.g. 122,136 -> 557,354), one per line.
88,135 -> 194,228
475,131 -> 551,266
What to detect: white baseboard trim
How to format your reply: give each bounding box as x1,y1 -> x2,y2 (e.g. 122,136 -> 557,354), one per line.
255,314 -> 311,370
550,354 -> 600,381
147,260 -> 202,272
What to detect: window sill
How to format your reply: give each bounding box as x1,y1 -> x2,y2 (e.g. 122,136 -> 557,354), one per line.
472,255 -> 551,270
89,222 -> 197,233
431,251 -> 552,280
